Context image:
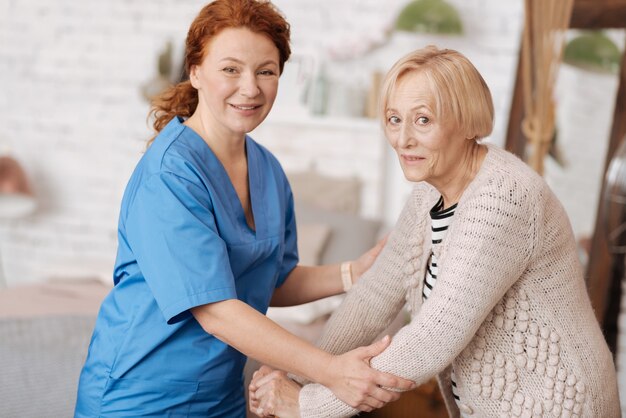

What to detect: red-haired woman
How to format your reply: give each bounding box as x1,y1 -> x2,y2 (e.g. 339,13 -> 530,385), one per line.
74,1 -> 414,417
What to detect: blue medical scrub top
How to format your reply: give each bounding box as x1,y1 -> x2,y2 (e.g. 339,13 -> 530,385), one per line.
75,117 -> 299,417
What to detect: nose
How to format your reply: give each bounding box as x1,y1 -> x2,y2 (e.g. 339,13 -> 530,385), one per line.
239,72 -> 260,98
396,122 -> 416,149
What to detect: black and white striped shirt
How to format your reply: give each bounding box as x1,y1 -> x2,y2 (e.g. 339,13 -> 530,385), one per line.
422,196 -> 456,302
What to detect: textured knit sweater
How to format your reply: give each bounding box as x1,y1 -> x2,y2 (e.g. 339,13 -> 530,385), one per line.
299,145 -> 620,418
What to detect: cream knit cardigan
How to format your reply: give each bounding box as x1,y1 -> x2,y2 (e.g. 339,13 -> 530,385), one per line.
299,145 -> 620,418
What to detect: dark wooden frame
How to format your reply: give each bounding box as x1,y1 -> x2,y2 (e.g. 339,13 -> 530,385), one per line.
505,0 -> 626,351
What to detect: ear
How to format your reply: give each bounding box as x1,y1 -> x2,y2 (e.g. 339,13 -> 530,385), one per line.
189,65 -> 200,89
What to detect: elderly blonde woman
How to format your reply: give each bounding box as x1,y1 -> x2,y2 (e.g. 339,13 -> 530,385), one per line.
249,46 -> 620,418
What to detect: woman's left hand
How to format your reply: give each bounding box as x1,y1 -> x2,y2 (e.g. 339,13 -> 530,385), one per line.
351,234 -> 388,282
250,365 -> 302,417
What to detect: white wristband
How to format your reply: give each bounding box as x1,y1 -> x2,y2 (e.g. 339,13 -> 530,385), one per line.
341,262 -> 353,292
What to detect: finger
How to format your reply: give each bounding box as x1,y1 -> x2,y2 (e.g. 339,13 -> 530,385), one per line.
253,381 -> 273,400
359,335 -> 391,359
255,404 -> 269,417
370,233 -> 388,253
250,374 -> 261,391
367,385 -> 402,403
355,401 -> 376,413
373,370 -> 417,390
378,233 -> 389,247
363,395 -> 385,410
256,406 -> 272,418
258,365 -> 274,374
253,370 -> 286,388
258,395 -> 276,417
251,365 -> 274,389
374,234 -> 388,251
253,365 -> 274,382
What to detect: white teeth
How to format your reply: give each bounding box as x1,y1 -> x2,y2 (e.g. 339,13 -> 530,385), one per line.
234,105 -> 256,110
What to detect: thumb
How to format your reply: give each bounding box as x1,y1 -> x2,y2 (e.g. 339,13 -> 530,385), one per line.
379,233 -> 389,247
370,234 -> 389,258
361,335 -> 391,359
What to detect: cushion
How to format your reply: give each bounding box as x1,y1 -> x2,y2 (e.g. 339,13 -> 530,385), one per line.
295,200 -> 382,265
288,171 -> 362,215
296,223 -> 331,266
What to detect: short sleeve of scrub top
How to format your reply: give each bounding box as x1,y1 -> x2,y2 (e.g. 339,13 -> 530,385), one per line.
276,187 -> 298,286
125,170 -> 236,324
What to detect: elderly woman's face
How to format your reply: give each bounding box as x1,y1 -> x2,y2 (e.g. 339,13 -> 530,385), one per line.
384,70 -> 469,188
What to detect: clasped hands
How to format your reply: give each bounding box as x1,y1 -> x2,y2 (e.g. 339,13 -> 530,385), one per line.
249,365 -> 300,418
249,335 -> 416,417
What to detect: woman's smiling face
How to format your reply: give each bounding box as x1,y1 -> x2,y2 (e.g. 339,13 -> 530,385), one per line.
384,70 -> 470,188
189,27 -> 280,139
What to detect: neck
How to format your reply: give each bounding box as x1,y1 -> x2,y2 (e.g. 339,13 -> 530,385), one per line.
438,142 -> 486,208
184,112 -> 246,166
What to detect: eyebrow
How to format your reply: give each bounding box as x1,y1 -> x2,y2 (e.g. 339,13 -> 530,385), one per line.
219,57 -> 279,67
386,104 -> 432,113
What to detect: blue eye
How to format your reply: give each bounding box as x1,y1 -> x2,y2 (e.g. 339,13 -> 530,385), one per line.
417,116 -> 429,125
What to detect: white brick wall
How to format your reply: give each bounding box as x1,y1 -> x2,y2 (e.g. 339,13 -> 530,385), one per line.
0,0 -> 526,286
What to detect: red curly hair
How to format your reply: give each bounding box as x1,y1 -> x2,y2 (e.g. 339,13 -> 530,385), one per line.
148,0 -> 291,144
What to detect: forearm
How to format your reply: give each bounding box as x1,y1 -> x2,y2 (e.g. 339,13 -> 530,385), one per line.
298,313 -> 455,418
300,384 -> 357,418
270,264 -> 343,307
192,299 -> 332,384
314,208 -> 418,356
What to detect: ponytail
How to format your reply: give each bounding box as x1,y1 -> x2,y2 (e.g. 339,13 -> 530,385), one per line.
147,80 -> 198,147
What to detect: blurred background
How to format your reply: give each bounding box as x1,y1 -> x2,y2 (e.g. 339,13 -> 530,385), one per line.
1,0 -> 626,416
3,0 -> 621,286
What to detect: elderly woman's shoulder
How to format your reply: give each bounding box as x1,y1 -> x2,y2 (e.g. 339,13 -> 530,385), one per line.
484,145 -> 547,187
468,145 -> 553,209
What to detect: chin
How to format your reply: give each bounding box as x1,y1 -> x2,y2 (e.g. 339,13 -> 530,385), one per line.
399,166 -> 423,183
405,174 -> 423,183
230,121 -> 262,135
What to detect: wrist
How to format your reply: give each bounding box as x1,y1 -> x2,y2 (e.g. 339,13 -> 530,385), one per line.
313,352 -> 337,387
340,261 -> 353,292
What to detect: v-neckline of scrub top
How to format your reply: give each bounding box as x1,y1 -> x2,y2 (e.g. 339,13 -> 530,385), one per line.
180,123 -> 266,240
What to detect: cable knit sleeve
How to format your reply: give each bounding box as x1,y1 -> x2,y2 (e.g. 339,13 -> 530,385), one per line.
299,172 -> 541,418
313,188 -> 426,356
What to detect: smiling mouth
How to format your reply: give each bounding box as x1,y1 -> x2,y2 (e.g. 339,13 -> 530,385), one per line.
230,104 -> 261,110
402,155 -> 423,161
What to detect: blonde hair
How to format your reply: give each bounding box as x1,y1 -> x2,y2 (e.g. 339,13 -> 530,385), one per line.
380,46 -> 494,140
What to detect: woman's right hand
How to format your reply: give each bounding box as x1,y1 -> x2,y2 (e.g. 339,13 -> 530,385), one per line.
322,335 -> 416,412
